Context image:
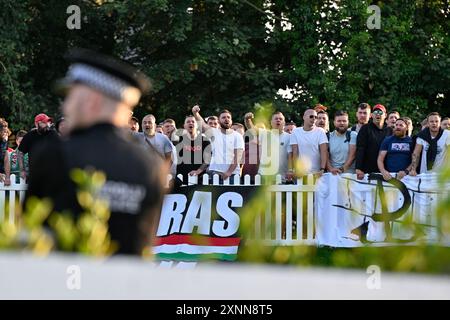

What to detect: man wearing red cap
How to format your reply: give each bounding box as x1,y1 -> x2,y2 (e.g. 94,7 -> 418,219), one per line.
18,113 -> 58,180
355,104 -> 393,179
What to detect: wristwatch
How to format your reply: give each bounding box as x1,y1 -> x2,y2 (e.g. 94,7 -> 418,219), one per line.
320,168 -> 326,172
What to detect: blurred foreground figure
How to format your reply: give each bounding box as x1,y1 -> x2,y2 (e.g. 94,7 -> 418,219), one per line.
26,48 -> 167,255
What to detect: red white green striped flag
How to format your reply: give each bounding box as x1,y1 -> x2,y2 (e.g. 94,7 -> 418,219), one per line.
153,235 -> 241,261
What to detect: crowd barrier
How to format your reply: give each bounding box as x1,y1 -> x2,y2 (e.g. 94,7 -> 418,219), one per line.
2,173 -> 448,247
0,173 -> 317,245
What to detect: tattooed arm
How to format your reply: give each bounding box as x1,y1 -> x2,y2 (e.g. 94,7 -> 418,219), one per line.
409,143 -> 423,176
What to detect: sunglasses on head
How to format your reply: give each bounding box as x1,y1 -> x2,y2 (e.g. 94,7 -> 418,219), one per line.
309,115 -> 318,119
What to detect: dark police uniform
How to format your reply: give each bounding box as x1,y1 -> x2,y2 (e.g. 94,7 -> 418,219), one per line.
25,48 -> 164,255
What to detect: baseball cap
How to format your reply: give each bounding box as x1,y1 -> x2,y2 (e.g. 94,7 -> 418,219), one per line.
314,104 -> 328,112
34,113 -> 52,124
372,104 -> 386,114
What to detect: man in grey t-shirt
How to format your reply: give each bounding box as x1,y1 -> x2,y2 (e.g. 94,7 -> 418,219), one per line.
136,114 -> 174,175
327,110 -> 356,174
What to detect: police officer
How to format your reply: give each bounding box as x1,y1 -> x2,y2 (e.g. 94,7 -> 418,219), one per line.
26,48 -> 167,255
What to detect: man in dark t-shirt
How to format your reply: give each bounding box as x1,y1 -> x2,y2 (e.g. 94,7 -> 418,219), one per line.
18,113 -> 59,180
355,104 -> 393,179
377,118 -> 413,181
174,115 -> 211,185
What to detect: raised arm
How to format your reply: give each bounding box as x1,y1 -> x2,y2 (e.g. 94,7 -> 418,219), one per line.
192,105 -> 210,133
244,112 -> 255,130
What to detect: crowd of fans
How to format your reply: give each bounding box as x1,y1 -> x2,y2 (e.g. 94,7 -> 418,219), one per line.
1,103 -> 450,187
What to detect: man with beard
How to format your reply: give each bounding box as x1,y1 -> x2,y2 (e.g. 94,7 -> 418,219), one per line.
316,110 -> 330,134
377,118 -> 413,181
290,109 -> 328,176
174,115 -> 211,185
355,104 -> 392,179
18,113 -> 59,181
327,111 -> 357,174
192,105 -> 244,181
409,112 -> 450,175
129,116 -> 139,132
351,103 -> 371,133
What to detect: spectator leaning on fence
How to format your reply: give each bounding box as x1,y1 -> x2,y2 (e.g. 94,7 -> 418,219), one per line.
174,115 -> 211,185
3,130 -> 28,186
409,112 -> 450,175
355,104 -> 393,180
25,48 -> 167,255
327,110 -> 357,175
352,103 -> 371,133
289,108 -> 328,177
377,118 -> 413,181
192,105 -> 244,181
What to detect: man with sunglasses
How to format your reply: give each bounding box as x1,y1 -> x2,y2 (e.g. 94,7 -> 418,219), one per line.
289,109 -> 328,176
355,104 -> 393,180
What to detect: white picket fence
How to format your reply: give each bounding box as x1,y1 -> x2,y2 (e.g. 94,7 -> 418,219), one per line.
0,174 -> 27,225
1,173 -> 317,244
169,173 -> 317,245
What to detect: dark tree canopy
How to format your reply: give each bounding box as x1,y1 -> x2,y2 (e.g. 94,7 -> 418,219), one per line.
1,0 -> 449,131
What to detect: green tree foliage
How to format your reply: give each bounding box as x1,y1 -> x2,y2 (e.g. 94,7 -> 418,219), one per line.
279,0 -> 449,126
0,0 -> 449,130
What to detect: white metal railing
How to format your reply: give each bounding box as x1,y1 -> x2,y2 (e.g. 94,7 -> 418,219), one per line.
1,173 -> 317,244
0,174 -> 27,224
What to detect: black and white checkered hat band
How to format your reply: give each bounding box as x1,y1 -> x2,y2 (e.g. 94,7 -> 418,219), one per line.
66,63 -> 139,101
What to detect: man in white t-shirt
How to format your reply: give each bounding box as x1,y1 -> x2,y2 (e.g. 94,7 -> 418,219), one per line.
410,112 -> 450,175
289,108 -> 328,176
244,111 -> 292,180
192,105 -> 244,180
